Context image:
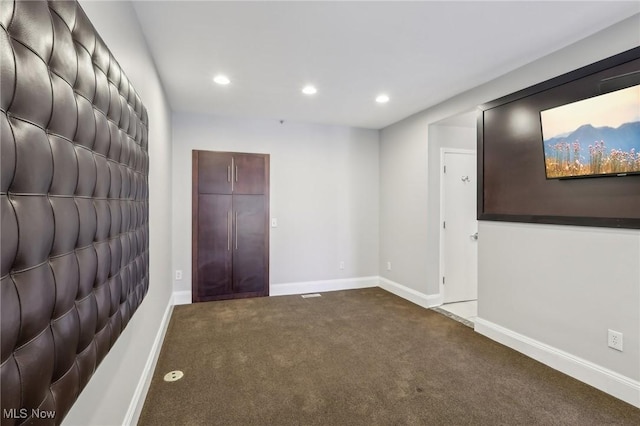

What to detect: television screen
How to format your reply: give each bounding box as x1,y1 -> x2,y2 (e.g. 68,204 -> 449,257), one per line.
540,84 -> 640,179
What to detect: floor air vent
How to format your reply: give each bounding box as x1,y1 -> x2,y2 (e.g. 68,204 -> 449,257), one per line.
301,293 -> 322,298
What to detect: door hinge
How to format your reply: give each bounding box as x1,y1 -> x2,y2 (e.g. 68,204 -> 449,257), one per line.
443,221 -> 446,229
442,276 -> 445,284
443,165 -> 446,173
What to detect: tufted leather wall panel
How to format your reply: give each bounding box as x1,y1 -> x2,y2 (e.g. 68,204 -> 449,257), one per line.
0,1 -> 149,424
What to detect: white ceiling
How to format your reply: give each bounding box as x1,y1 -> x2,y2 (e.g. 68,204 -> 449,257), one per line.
132,1 -> 639,130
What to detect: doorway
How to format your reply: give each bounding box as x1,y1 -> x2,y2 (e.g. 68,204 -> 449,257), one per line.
439,149 -> 478,319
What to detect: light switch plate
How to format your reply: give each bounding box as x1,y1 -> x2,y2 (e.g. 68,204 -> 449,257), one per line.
271,218 -> 278,227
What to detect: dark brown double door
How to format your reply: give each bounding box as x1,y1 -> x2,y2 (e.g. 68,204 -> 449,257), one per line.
192,151 -> 269,302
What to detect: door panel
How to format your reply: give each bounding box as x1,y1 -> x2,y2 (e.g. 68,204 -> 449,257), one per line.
233,154 -> 266,195
443,151 -> 478,303
196,194 -> 232,299
198,151 -> 233,194
232,195 -> 267,294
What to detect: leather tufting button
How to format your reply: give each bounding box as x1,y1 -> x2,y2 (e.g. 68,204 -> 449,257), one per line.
14,329 -> 55,410
12,196 -> 54,270
11,119 -> 54,194
49,136 -> 79,196
71,8 -> 96,57
0,196 -> 18,276
92,38 -> 110,75
49,253 -> 80,317
7,1 -> 53,62
76,246 -> 98,300
75,340 -> 97,390
1,356 -> 21,415
75,95 -> 97,149
50,197 -> 80,255
0,28 -> 15,111
75,146 -> 98,196
49,12 -> 78,87
75,295 -> 98,352
13,264 -> 56,346
11,42 -> 53,127
50,74 -> 79,140
1,277 -> 20,361
0,0 -> 15,28
50,364 -> 81,421
48,1 -> 78,29
50,309 -> 81,380
74,44 -> 96,102
75,198 -> 97,247
94,111 -> 111,156
94,67 -> 110,114
94,323 -> 111,366
0,114 -> 15,193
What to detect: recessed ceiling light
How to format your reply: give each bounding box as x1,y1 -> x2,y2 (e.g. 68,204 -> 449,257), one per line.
302,85 -> 317,95
213,75 -> 230,85
376,94 -> 390,103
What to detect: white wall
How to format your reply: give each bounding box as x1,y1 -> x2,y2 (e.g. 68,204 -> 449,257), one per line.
172,114 -> 379,297
64,2 -> 173,425
479,222 -> 640,379
379,13 -> 640,403
379,114 -> 430,293
379,119 -> 476,295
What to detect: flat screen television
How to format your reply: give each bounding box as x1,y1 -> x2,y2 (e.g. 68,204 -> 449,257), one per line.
540,84 -> 640,179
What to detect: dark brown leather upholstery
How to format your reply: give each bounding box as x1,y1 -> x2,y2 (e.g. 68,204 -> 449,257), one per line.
1,1 -> 149,424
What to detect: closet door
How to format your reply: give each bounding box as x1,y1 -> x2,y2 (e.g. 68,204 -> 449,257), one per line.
232,195 -> 268,294
233,154 -> 266,194
195,194 -> 232,301
198,152 -> 233,194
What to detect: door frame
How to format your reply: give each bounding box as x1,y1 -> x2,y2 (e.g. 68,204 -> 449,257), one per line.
438,148 -> 477,303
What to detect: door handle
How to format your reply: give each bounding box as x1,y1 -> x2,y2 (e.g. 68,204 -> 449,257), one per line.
235,164 -> 238,182
470,232 -> 478,241
227,211 -> 231,250
235,211 -> 238,250
227,165 -> 231,182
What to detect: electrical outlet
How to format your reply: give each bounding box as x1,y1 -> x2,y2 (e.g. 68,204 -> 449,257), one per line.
608,329 -> 623,352
175,270 -> 183,280
387,261 -> 392,271
339,261 -> 345,270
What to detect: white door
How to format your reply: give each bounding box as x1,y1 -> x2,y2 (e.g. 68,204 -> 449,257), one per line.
441,150 -> 478,303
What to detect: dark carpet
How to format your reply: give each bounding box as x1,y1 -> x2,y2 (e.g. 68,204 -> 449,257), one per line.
139,288 -> 640,425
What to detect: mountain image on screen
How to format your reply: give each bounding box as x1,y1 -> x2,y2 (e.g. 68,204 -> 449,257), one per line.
547,121 -> 639,151
542,121 -> 640,178
540,84 -> 640,178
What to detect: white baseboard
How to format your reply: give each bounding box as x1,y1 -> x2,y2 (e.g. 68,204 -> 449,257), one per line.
172,278 -> 379,303
270,276 -> 378,296
123,298 -> 174,425
172,290 -> 192,305
378,277 -> 442,309
474,317 -> 640,408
